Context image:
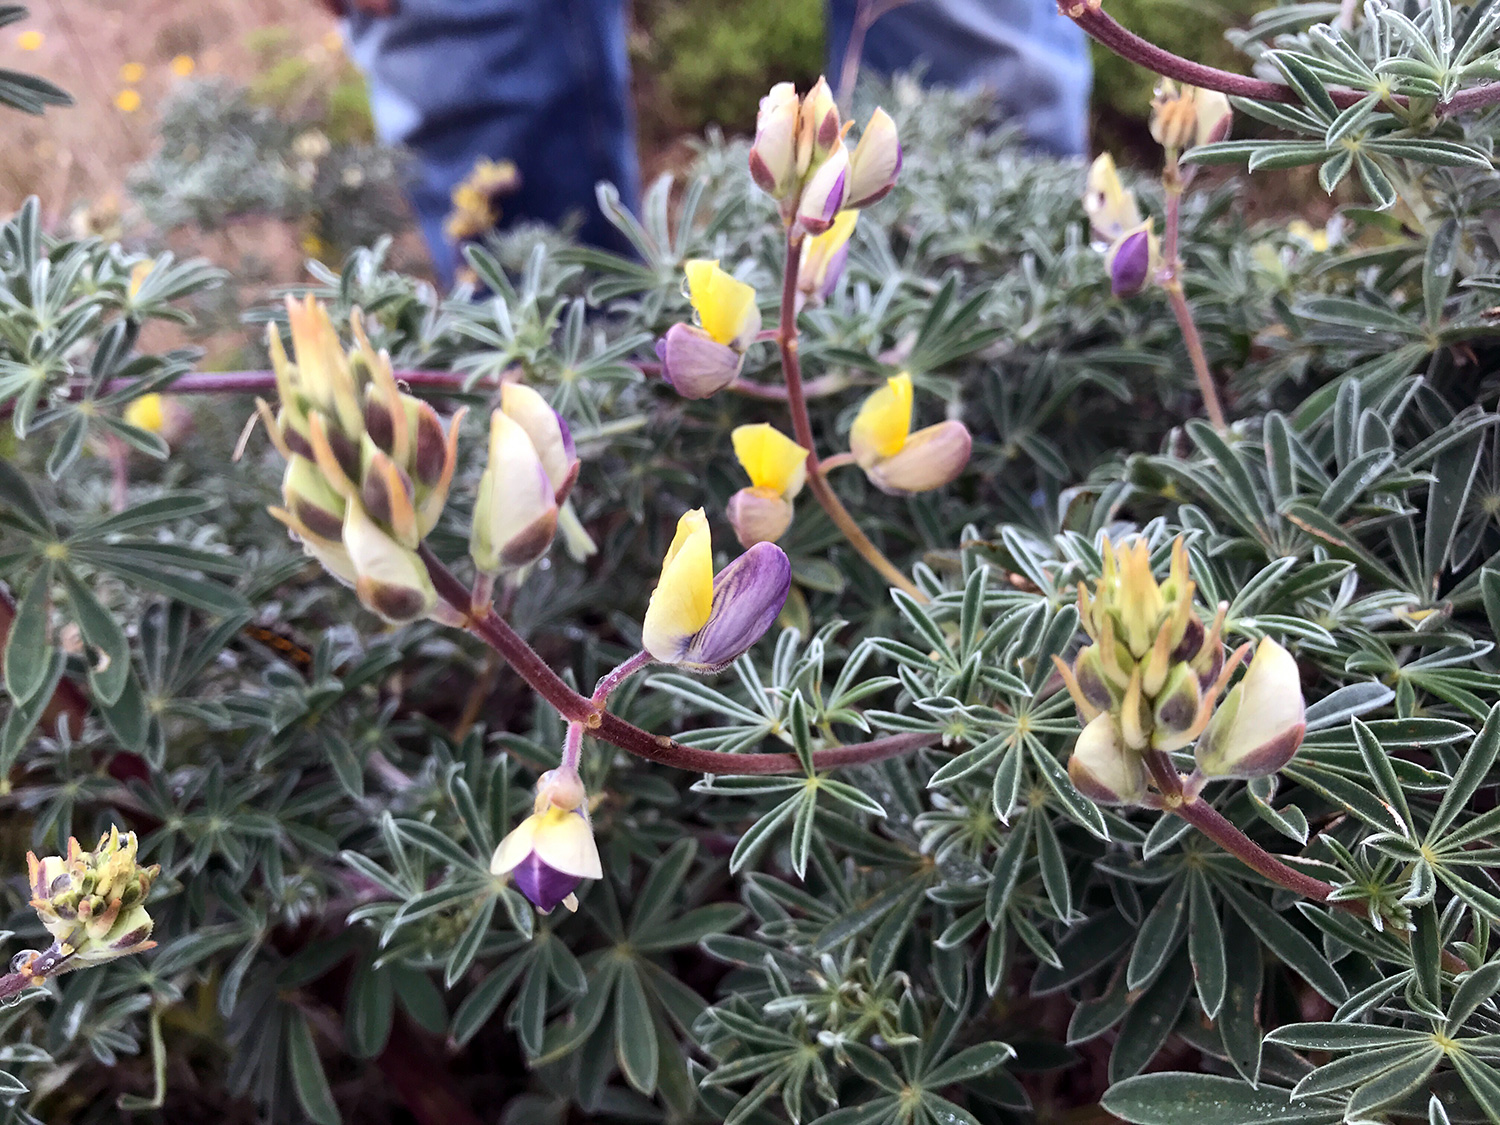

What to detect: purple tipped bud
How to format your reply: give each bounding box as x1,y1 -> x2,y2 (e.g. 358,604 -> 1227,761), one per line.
844,107 -> 902,210
1068,713 -> 1147,806
656,323 -> 744,399
796,145 -> 849,235
1151,662 -> 1204,752
510,854 -> 584,913
1107,223 -> 1156,298
1073,646 -> 1117,714
1195,638 -> 1306,779
750,82 -> 801,200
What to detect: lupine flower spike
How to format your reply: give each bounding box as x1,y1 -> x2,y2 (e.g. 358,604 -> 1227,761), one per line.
749,77 -> 900,231
27,828 -> 159,972
848,372 -> 972,494
641,508 -> 791,672
656,260 -> 760,399
1054,536 -> 1305,805
727,423 -> 808,547
260,297 -> 465,623
490,769 -> 601,913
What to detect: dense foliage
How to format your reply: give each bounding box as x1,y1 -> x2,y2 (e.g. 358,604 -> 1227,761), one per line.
3,3 -> 1500,1124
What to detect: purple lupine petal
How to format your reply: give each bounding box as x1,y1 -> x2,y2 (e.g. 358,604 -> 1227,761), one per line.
819,242 -> 851,301
510,852 -> 584,913
682,541 -> 791,672
657,323 -> 743,399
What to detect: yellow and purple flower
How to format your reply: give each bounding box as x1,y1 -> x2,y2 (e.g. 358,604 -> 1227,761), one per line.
848,373 -> 972,495
491,770 -> 601,913
798,210 -> 857,307
726,423 -> 808,547
656,260 -> 761,399
641,508 -> 791,673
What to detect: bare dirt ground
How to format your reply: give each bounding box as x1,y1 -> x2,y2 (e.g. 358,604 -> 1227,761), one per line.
5,0 -> 334,214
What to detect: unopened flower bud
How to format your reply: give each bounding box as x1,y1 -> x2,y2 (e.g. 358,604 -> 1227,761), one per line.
844,107 -> 901,209
501,383 -> 579,504
1151,81 -> 1231,154
1195,89 -> 1233,148
283,455 -> 347,545
796,76 -> 841,175
343,500 -> 438,623
750,82 -> 801,199
1073,645 -> 1117,714
1195,638 -> 1306,779
1068,714 -> 1146,805
656,323 -> 744,399
797,143 -> 849,235
470,409 -> 559,574
1107,220 -> 1158,298
1151,662 -> 1203,751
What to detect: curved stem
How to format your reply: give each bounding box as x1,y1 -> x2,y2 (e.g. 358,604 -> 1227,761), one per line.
417,545 -> 939,773
1159,173 -> 1228,431
1174,795 -> 1334,901
777,230 -> 924,599
1066,3 -> 1381,112
592,650 -> 653,707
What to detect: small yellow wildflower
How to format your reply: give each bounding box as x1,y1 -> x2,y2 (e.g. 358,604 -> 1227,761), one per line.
170,55 -> 195,77
119,62 -> 145,84
114,89 -> 141,113
17,29 -> 43,51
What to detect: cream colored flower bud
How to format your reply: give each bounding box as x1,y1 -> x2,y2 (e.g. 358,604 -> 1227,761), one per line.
1194,638 -> 1305,778
1068,714 -> 1147,805
343,500 -> 438,623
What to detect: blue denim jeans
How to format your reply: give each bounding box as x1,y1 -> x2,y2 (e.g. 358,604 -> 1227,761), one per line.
828,0 -> 1092,158
344,0 -> 642,286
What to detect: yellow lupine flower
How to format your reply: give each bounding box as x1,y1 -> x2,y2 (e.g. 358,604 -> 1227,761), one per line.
124,394 -> 165,434
114,89 -> 141,113
684,260 -> 759,348
849,372 -> 913,467
641,509 -> 714,658
17,30 -> 43,51
732,424 -> 807,499
170,55 -> 195,77
119,62 -> 145,83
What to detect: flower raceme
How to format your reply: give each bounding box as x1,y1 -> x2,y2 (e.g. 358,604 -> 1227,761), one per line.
727,423 -> 808,547
261,297 -> 464,623
27,828 -> 159,972
848,373 -> 972,494
656,260 -> 760,399
470,384 -> 579,574
641,508 -> 791,673
1054,537 -> 1306,804
749,77 -> 901,233
490,769 -> 602,914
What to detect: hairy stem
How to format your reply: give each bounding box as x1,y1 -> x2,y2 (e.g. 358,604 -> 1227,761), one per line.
777,230 -> 924,599
1066,3 -> 1378,111
1159,178 -> 1228,431
1174,795 -> 1335,901
418,545 -> 939,773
